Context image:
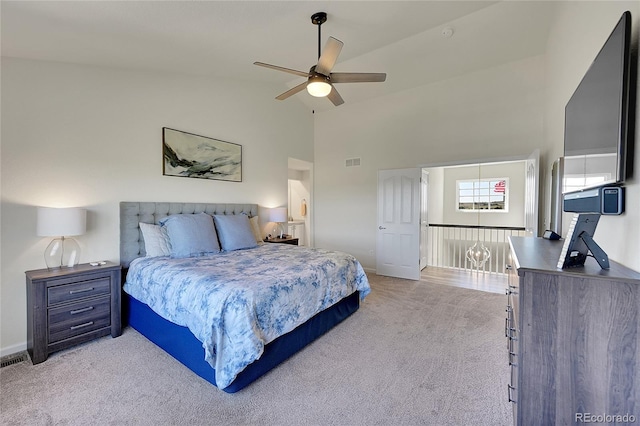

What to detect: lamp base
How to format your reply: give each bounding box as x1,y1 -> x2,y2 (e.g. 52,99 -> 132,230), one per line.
273,223 -> 285,239
44,237 -> 81,269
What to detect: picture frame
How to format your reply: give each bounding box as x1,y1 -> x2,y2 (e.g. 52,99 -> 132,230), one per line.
162,127 -> 242,182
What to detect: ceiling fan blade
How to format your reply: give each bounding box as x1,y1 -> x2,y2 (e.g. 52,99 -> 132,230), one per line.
331,72 -> 387,83
275,81 -> 308,100
316,37 -> 343,75
327,86 -> 344,106
254,62 -> 309,78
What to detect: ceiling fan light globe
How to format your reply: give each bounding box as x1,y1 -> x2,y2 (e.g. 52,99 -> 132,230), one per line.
307,80 -> 332,97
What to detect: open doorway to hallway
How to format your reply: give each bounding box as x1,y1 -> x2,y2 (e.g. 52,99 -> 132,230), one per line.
421,158 -> 532,277
288,158 -> 313,247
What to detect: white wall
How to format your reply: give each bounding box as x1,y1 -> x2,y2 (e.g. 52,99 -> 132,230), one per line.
314,55 -> 545,269
426,167 -> 445,225
543,1 -> 640,271
0,58 -> 313,355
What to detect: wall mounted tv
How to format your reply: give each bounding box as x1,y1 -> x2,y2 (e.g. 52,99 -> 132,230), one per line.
563,10 -> 635,198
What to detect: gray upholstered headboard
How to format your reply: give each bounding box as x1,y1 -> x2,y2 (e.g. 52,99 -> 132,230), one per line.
120,202 -> 258,268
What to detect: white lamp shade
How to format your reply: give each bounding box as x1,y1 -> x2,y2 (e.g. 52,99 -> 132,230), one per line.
269,207 -> 288,223
37,207 -> 87,237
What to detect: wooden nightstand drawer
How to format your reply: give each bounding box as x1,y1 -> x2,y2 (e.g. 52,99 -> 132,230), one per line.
47,277 -> 111,306
48,296 -> 111,343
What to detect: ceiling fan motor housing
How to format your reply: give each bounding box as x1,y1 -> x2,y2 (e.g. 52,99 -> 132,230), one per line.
309,65 -> 330,79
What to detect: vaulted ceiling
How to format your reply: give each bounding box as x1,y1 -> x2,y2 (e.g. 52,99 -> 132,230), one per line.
1,1 -> 558,111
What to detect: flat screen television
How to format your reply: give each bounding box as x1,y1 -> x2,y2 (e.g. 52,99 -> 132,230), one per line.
563,11 -> 635,197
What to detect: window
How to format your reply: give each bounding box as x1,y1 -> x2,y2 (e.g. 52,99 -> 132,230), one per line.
563,174 -> 610,194
457,178 -> 509,212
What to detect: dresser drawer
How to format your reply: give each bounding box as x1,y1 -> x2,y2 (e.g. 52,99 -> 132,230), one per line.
48,296 -> 111,343
47,276 -> 111,306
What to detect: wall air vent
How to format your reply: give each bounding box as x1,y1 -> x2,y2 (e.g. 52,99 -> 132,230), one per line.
345,157 -> 361,167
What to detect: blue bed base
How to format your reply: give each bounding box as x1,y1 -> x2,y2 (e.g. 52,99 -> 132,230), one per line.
124,291 -> 360,393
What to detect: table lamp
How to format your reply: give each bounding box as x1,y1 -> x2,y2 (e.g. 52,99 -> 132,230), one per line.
269,207 -> 288,239
37,207 -> 87,268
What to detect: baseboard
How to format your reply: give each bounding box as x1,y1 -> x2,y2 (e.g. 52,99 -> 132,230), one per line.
1,341 -> 27,358
362,267 -> 376,275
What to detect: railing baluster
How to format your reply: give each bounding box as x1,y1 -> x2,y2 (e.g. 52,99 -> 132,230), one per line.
455,227 -> 459,269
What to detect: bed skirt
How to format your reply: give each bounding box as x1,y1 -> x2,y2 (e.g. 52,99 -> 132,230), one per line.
123,291 -> 361,393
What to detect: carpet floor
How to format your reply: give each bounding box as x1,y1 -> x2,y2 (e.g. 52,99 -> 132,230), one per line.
0,273 -> 511,425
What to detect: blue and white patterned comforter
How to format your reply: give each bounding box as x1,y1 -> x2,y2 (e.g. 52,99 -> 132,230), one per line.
123,243 -> 370,389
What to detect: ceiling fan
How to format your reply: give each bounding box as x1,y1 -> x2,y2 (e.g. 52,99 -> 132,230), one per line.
254,12 -> 386,106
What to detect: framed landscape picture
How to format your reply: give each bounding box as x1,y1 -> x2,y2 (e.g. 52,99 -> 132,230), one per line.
162,127 -> 242,182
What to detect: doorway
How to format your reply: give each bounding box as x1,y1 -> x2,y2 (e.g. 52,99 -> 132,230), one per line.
288,158 -> 312,247
422,156 -> 536,274
376,153 -> 538,280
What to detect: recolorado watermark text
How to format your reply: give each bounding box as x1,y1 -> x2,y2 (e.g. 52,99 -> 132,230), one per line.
576,413 -> 636,423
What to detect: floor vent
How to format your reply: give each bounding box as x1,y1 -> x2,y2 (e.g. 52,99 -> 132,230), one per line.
0,352 -> 28,368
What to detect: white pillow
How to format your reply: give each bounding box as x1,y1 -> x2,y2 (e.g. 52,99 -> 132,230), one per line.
139,222 -> 170,257
249,216 -> 264,244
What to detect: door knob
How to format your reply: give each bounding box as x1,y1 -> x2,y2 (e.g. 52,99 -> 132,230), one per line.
378,226 -> 386,230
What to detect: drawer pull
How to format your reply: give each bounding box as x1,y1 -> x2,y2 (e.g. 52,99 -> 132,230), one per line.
69,287 -> 94,295
70,321 -> 94,330
505,317 -> 516,338
507,384 -> 517,403
506,322 -> 518,340
70,306 -> 94,315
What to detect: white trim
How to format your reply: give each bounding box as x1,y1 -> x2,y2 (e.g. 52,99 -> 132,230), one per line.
1,341 -> 27,358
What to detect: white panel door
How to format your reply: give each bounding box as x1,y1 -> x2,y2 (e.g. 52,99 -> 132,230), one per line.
376,168 -> 421,280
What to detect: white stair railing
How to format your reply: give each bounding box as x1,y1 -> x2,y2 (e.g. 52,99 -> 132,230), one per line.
427,224 -> 527,275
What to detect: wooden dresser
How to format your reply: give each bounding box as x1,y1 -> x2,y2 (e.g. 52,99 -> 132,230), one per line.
507,236 -> 640,425
26,262 -> 122,364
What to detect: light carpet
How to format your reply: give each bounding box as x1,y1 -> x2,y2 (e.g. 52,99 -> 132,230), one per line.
0,274 -> 511,425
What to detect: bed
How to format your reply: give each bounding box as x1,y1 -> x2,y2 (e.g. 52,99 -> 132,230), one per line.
120,202 -> 370,393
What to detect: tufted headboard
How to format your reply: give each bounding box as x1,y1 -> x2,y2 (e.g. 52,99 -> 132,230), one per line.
119,201 -> 258,268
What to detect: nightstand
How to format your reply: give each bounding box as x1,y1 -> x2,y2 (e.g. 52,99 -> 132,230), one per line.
26,261 -> 122,364
264,237 -> 299,246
